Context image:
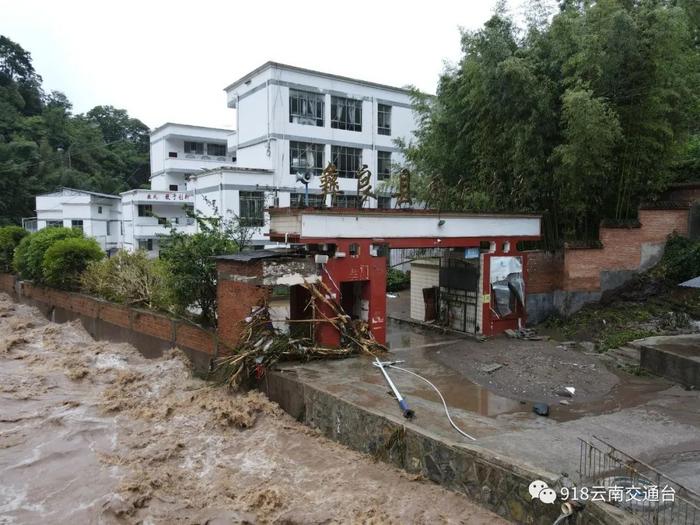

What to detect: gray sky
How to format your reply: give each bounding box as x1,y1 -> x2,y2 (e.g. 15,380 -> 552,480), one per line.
3,0 -> 504,130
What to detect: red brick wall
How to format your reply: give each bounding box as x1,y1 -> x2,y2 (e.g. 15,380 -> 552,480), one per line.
1,275 -> 216,359
217,279 -> 269,353
525,251 -> 564,293
527,209 -> 689,294
564,209 -> 688,291
0,273 -> 15,295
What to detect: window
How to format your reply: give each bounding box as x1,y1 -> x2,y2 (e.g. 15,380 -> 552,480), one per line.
377,151 -> 392,181
289,89 -> 325,127
169,184 -> 179,191
138,204 -> 152,217
98,206 -> 103,214
239,191 -> 265,227
378,104 -> 391,135
46,220 -> 62,228
331,96 -> 362,131
168,151 -> 178,158
184,141 -> 204,155
331,146 -> 362,178
378,196 -> 391,209
207,143 -> 226,156
349,243 -> 360,256
335,194 -> 359,208
290,192 -> 325,208
71,220 -> 83,232
290,141 -> 324,176
138,239 -> 153,251
158,217 -> 167,225
106,221 -> 111,236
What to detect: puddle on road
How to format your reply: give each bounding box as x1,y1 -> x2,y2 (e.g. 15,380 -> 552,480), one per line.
379,320 -> 674,422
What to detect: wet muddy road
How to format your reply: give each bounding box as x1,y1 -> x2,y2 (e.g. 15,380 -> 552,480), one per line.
0,294 -> 507,525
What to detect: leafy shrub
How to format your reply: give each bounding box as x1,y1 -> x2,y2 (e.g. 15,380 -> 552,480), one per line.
160,231 -> 237,326
13,227 -> 83,281
82,250 -> 172,310
0,226 -> 28,272
386,268 -> 410,292
42,237 -> 104,290
652,234 -> 700,283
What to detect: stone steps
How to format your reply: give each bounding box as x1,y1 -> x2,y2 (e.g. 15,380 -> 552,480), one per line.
605,345 -> 641,368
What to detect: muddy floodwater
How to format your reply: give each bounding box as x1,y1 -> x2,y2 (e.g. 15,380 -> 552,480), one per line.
0,294 -> 507,525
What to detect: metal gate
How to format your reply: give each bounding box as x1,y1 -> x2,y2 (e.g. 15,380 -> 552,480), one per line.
438,254 -> 479,333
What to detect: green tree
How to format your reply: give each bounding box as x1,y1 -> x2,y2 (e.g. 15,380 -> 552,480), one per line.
404,0 -> 699,247
13,226 -> 83,281
160,230 -> 237,327
42,236 -> 103,290
0,35 -> 151,224
0,225 -> 28,272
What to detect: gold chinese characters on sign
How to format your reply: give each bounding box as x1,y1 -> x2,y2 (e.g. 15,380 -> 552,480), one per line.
356,164 -> 375,208
394,168 -> 412,208
320,162 -> 339,206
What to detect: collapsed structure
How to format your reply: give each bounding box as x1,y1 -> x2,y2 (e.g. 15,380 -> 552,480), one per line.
215,207 -> 542,344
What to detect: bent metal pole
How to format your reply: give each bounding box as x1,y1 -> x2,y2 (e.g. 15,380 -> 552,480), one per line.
374,358 -> 415,419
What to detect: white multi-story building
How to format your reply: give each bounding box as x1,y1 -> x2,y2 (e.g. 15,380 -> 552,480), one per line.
31,62 -> 418,253
119,123 -> 237,255
30,188 -> 122,251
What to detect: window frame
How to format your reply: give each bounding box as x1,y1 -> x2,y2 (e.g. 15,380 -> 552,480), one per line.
377,196 -> 392,209
289,89 -> 325,127
290,192 -> 325,208
137,204 -> 153,217
335,194 -> 359,208
207,143 -> 226,157
46,220 -> 63,228
184,141 -> 204,155
239,191 -> 265,227
331,145 -> 363,179
377,150 -> 392,181
331,96 -> 362,132
378,103 -> 392,136
71,219 -> 83,231
289,141 -> 324,176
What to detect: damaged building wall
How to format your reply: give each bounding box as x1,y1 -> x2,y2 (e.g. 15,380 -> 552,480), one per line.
216,255 -> 320,351
526,208 -> 689,323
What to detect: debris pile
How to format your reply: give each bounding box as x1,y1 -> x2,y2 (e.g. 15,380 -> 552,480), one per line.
504,327 -> 548,341
218,281 -> 386,389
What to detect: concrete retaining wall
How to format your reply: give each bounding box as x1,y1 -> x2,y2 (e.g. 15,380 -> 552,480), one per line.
261,369 -> 634,525
0,273 -> 217,373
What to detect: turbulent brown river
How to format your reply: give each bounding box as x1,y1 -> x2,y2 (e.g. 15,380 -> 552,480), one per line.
0,293 -> 506,524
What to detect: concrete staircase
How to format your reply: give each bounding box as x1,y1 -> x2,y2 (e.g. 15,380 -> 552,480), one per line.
604,344 -> 642,369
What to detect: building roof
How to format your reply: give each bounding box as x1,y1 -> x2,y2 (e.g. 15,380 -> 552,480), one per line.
150,122 -> 236,136
191,166 -> 274,177
224,61 -> 416,95
213,249 -> 301,262
37,187 -> 121,200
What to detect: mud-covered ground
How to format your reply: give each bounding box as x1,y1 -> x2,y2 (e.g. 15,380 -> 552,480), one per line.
0,294 -> 507,525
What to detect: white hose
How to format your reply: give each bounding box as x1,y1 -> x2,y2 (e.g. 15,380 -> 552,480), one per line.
387,365 -> 477,441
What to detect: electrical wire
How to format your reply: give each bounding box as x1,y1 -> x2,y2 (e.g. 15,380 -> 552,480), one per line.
387,364 -> 477,441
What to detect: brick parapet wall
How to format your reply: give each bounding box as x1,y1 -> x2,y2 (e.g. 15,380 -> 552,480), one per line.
524,251 -> 564,294
0,275 -> 217,364
527,208 -> 689,295
563,209 -> 688,292
216,263 -> 270,352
